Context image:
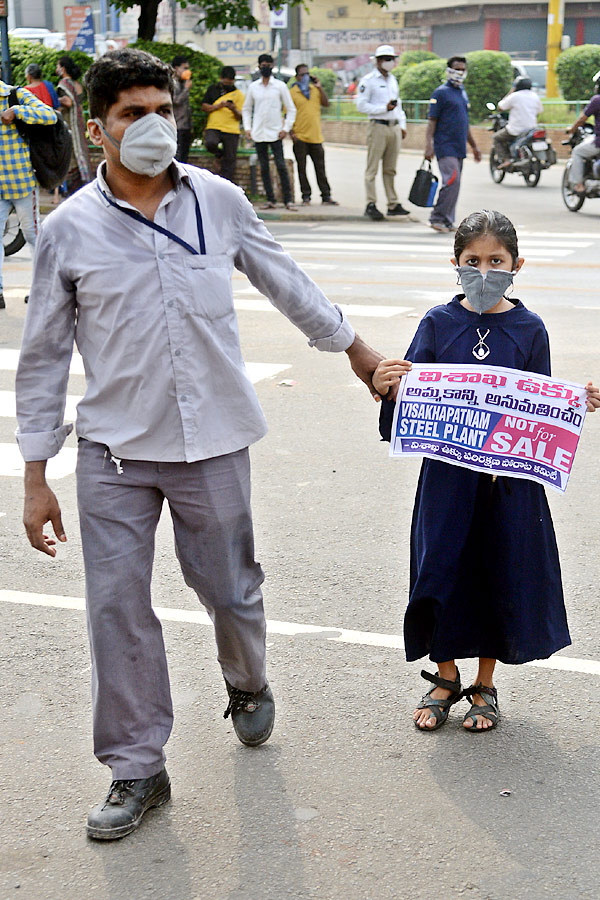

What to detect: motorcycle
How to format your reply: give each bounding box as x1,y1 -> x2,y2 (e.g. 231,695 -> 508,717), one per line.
3,205 -> 25,257
486,103 -> 557,187
561,123 -> 600,212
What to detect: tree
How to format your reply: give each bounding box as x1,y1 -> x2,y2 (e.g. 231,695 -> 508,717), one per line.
114,0 -> 387,44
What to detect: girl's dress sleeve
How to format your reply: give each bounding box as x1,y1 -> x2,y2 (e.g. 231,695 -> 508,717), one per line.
527,321 -> 551,377
379,315 -> 436,442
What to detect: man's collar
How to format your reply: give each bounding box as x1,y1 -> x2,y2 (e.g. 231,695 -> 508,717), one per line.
96,158 -> 189,204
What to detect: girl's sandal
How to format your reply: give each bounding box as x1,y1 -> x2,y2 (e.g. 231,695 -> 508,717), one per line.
462,683 -> 499,732
414,667 -> 462,731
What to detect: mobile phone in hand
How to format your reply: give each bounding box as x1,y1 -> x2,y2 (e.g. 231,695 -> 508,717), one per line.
389,99 -> 398,108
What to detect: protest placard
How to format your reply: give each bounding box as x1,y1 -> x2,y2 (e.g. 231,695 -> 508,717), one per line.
390,364 -> 587,493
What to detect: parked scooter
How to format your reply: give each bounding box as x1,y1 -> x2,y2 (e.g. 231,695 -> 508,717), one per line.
486,103 -> 557,187
561,123 -> 600,211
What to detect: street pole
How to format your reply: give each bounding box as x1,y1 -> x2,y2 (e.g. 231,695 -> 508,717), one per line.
0,0 -> 11,84
546,0 -> 564,98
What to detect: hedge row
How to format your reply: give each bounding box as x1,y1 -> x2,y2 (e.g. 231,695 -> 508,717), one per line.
7,37 -> 223,137
555,44 -> 600,100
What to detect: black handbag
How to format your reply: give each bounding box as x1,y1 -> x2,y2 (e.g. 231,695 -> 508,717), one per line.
9,88 -> 73,191
408,160 -> 438,207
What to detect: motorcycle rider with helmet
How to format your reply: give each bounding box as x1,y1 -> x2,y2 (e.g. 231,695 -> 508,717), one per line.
493,76 -> 543,169
566,70 -> 600,194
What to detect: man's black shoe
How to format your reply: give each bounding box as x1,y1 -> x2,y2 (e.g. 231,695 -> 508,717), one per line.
24,295 -> 29,304
365,202 -> 384,221
0,293 -> 5,310
224,679 -> 275,746
387,204 -> 410,216
86,768 -> 171,840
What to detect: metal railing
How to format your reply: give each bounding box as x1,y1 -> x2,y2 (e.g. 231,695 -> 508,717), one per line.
322,96 -> 589,127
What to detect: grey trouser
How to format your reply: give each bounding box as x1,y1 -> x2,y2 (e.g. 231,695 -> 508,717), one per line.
430,156 -> 463,228
76,439 -> 266,779
365,120 -> 401,205
569,136 -> 600,185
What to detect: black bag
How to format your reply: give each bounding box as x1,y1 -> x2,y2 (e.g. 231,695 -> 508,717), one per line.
408,160 -> 438,208
9,88 -> 73,191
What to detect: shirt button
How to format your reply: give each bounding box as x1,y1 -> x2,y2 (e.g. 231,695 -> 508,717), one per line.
180,395 -> 187,402
174,349 -> 181,357
167,300 -> 174,307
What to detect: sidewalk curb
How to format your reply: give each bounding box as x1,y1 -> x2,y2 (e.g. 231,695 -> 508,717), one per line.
255,209 -> 424,223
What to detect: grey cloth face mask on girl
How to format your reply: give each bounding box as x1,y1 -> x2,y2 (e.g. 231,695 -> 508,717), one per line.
456,266 -> 515,314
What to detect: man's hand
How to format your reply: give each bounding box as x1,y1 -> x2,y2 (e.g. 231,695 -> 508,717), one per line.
373,358 -> 412,401
386,100 -> 397,111
245,130 -> 253,141
0,107 -> 16,124
23,461 -> 66,558
278,130 -> 288,140
424,140 -> 434,161
473,146 -> 482,163
345,334 -> 385,400
402,128 -> 407,140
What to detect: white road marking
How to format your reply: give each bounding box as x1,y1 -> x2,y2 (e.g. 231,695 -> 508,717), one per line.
245,362 -> 291,382
234,297 -> 413,317
0,445 -> 77,479
279,242 -> 578,258
0,348 -> 85,375
0,390 -> 82,420
0,589 -> 598,676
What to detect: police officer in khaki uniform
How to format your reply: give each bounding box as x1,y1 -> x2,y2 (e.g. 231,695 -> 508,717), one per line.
356,45 -> 409,221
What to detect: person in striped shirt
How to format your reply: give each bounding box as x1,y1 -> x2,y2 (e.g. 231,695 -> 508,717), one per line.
0,80 -> 56,309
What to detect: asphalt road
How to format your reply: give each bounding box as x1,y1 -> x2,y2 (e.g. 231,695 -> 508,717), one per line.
1,156 -> 599,900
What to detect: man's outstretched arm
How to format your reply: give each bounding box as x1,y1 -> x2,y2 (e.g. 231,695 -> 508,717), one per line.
234,191 -> 384,397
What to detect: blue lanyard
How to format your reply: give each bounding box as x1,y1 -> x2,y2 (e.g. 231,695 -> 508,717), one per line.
98,181 -> 206,255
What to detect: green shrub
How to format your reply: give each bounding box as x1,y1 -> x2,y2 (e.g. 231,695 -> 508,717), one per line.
133,39 -> 222,136
397,50 -> 439,71
464,50 -> 513,121
555,44 -> 600,100
398,58 -> 446,100
309,67 -> 336,98
9,37 -> 94,95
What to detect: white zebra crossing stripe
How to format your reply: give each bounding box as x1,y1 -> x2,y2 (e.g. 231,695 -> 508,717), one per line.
0,445 -> 77,479
234,297 -> 413,317
1,589 -> 599,676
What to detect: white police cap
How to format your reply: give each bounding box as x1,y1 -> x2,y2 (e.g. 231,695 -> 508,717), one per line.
373,45 -> 398,58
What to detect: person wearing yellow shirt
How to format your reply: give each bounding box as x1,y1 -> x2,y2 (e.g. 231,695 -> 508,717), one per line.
201,66 -> 244,183
289,64 -> 338,206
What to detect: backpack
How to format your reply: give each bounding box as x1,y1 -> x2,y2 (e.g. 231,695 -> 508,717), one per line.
9,87 -> 73,191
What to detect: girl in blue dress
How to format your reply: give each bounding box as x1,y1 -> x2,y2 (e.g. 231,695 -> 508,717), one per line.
375,210 -> 599,733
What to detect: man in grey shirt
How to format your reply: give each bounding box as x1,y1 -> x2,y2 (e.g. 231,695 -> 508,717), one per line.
15,48 -> 389,841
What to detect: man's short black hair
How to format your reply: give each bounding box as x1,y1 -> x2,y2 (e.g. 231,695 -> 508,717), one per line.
86,48 -> 174,121
221,66 -> 236,80
295,63 -> 308,74
447,55 -> 467,69
172,55 -> 189,68
258,54 -> 273,65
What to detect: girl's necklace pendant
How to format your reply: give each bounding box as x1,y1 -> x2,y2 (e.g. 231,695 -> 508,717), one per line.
472,328 -> 490,361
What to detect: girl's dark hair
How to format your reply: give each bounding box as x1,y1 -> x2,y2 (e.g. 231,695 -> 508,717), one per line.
58,56 -> 82,80
85,48 -> 174,121
454,209 -> 519,263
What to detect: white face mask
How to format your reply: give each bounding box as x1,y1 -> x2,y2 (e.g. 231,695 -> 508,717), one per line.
380,59 -> 395,72
447,66 -> 466,86
96,113 -> 177,177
